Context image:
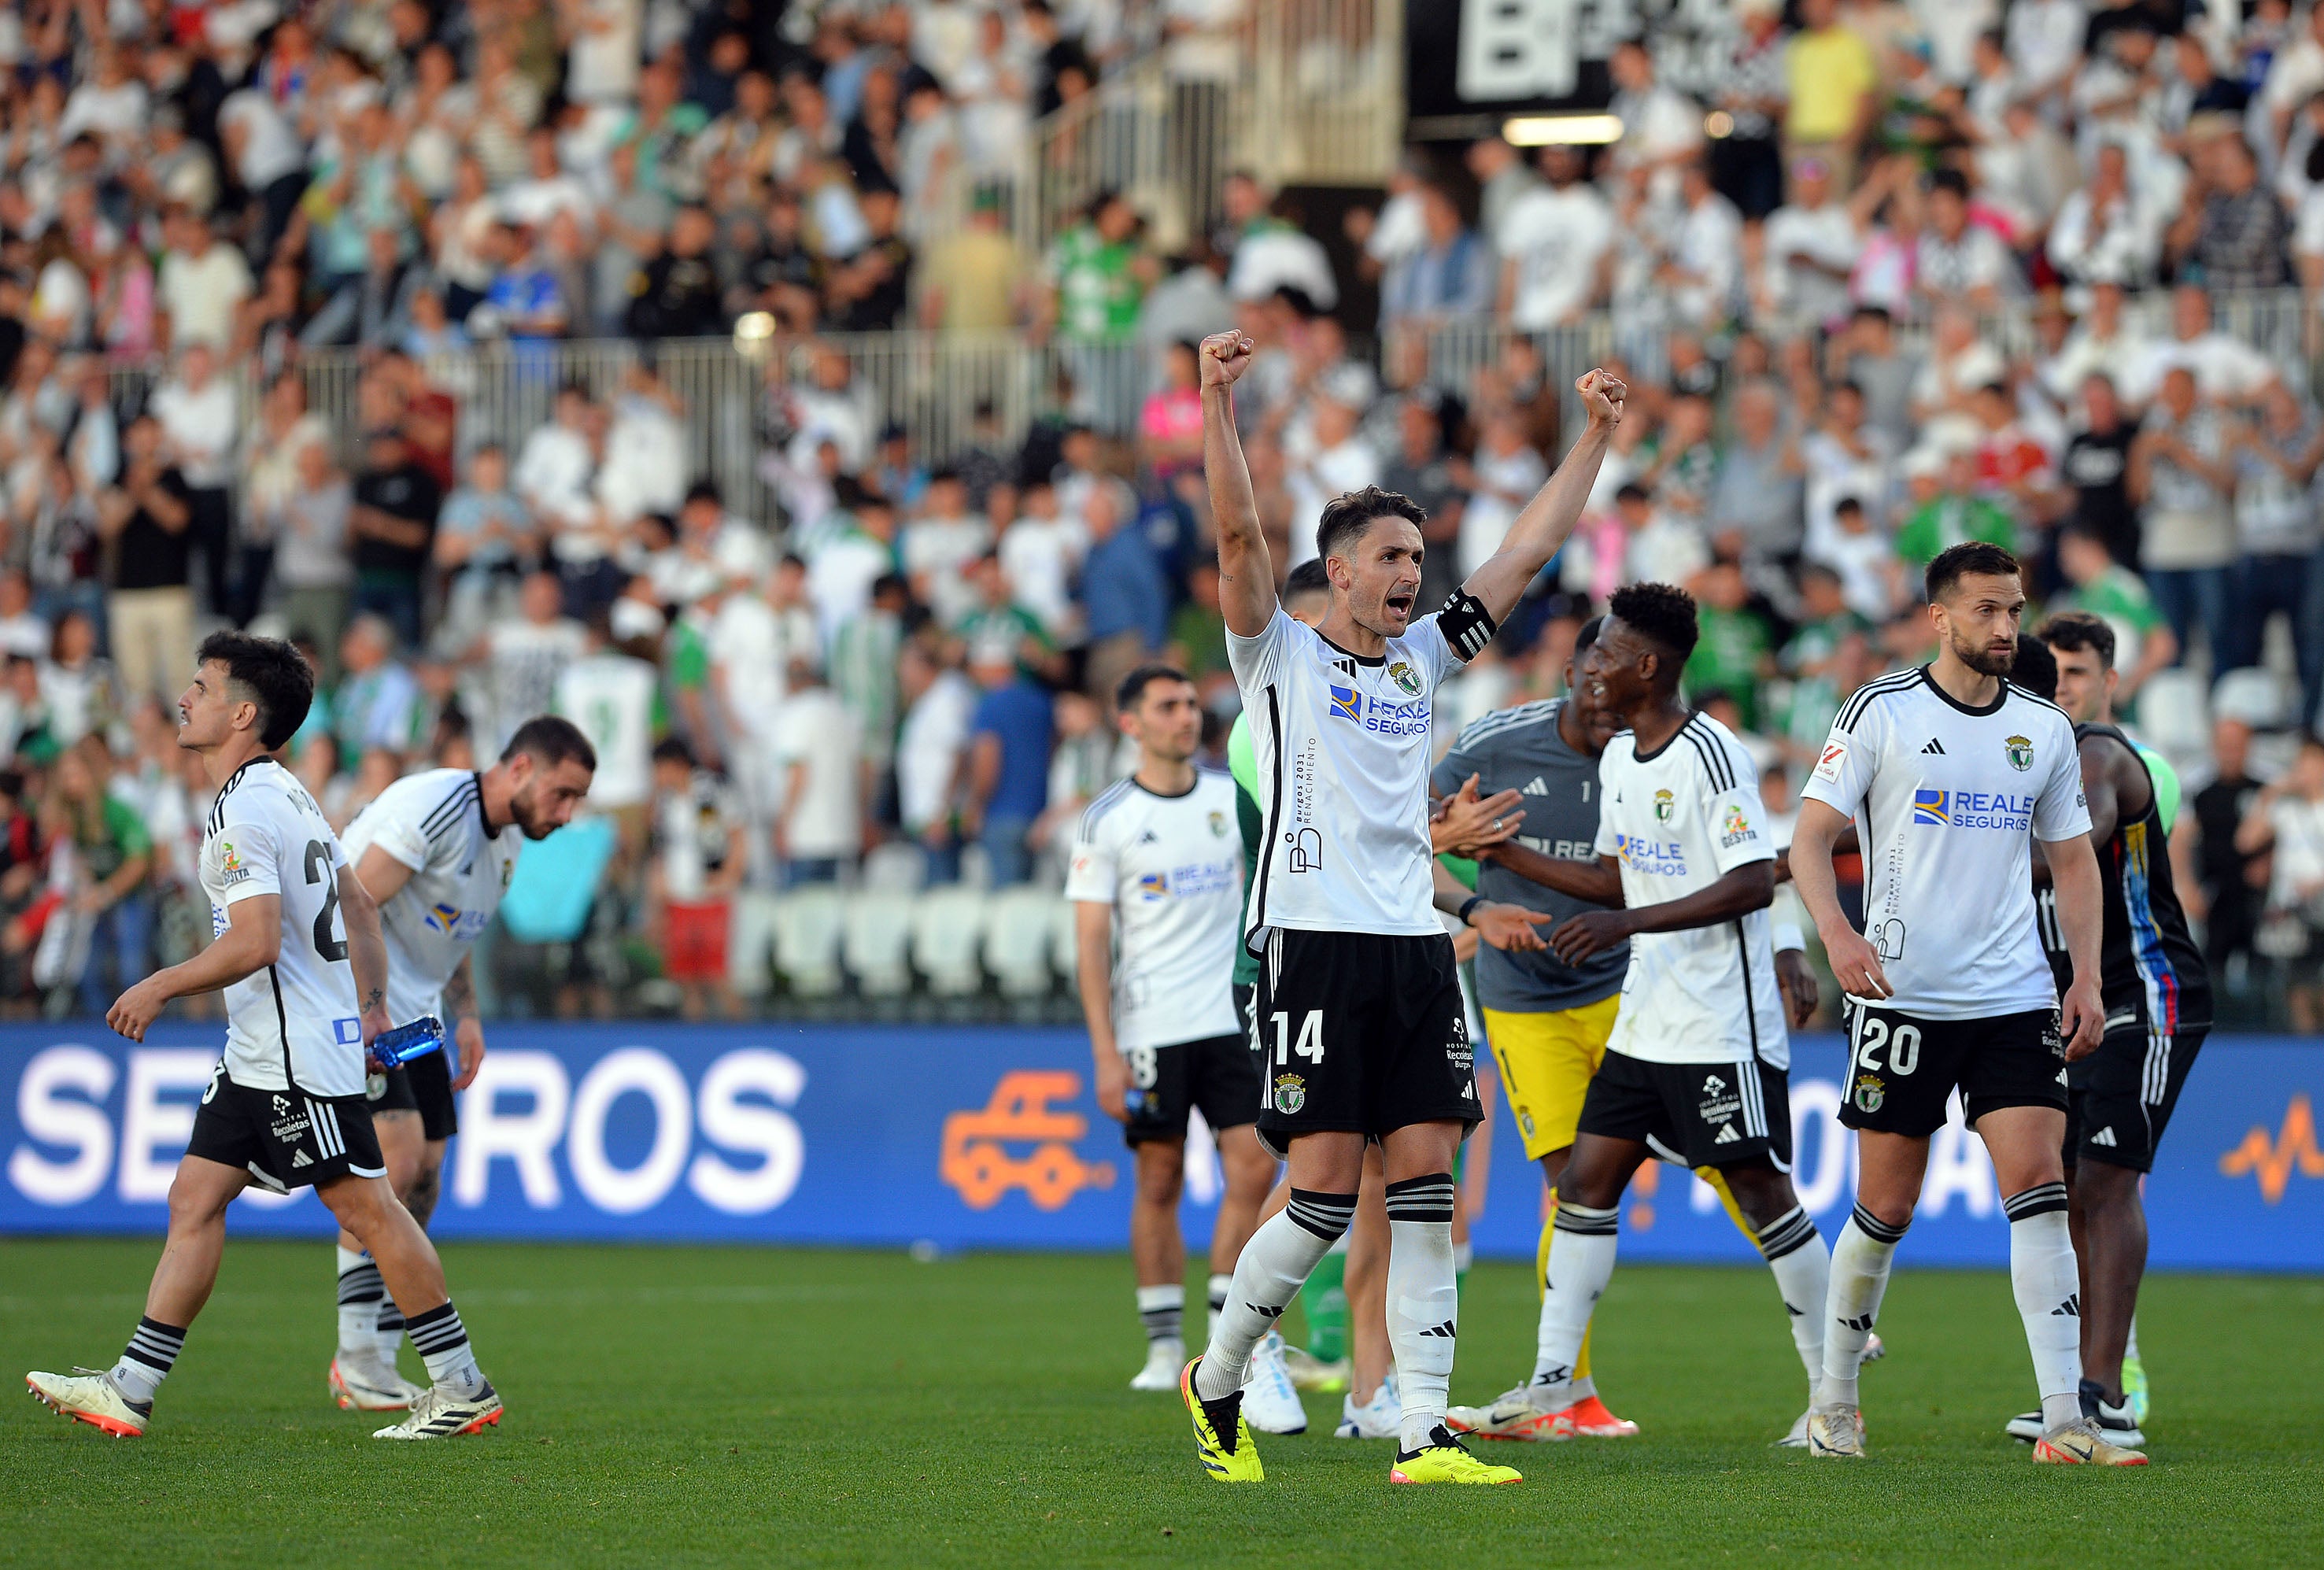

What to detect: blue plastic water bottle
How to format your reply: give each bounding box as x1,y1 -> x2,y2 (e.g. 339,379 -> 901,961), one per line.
370,1016 -> 446,1069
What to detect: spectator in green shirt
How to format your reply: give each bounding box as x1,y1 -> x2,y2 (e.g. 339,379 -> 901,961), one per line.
1894,450 -> 2015,570
1684,560 -> 1776,729
1042,190 -> 1155,342
46,741 -> 152,1017
957,553 -> 1063,685
2055,523 -> 2178,712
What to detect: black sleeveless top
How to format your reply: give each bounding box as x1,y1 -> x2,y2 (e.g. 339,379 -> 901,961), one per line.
2038,722 -> 2211,1036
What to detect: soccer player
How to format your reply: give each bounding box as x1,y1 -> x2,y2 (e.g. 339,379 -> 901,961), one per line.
1439,612 -> 1829,1443
1444,585 -> 1834,1445
1993,611 -> 2209,1449
1790,542 -> 2143,1465
326,715 -> 598,1409
28,634 -> 501,1440
1071,663 -> 1284,1417
1184,326 -> 1624,1487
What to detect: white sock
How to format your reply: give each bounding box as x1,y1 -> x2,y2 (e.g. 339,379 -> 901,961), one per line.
1384,1173 -> 1459,1450
1820,1205 -> 1905,1409
1194,1191 -> 1354,1402
1206,1272 -> 1232,1328
1757,1206 -> 1830,1403
109,1317 -> 185,1407
1530,1200 -> 1618,1411
375,1295 -> 408,1369
2125,1316 -> 2141,1362
1136,1284 -> 1184,1346
2004,1183 -> 2085,1430
404,1300 -> 486,1398
335,1247 -> 385,1361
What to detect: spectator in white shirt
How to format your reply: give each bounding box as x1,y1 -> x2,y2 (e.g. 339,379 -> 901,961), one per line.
999,478 -> 1089,641
2123,283 -> 2283,410
1608,39 -> 1704,205
1663,162 -> 1744,330
896,637 -> 977,882
1916,168 -> 2018,312
153,208 -> 253,354
1758,155 -> 1861,334
146,344 -> 238,621
1496,143 -> 1615,330
773,657 -> 867,884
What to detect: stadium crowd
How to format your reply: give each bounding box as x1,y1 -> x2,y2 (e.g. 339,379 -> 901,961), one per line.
1,0 -> 2323,1021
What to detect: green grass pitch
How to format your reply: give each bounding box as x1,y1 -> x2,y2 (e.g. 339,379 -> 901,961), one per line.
2,1238 -> 2316,1567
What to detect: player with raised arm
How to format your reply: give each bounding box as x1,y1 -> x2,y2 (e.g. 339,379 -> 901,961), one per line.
1990,611 -> 2209,1450
1183,326 -> 1624,1487
1070,664 -> 1281,1411
1439,611 -> 1834,1445
325,715 -> 597,1410
1790,542 -> 2143,1466
1439,585 -> 1835,1444
28,633 -> 501,1440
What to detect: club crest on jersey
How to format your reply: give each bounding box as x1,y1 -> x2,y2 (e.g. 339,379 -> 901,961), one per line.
1388,660 -> 1422,696
1273,1074 -> 1306,1114
2005,734 -> 2034,771
1208,810 -> 1229,838
1653,789 -> 1675,823
1853,1073 -> 1886,1114
1327,685 -> 1362,723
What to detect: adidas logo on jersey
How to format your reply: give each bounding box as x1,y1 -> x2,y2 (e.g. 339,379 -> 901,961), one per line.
1521,776 -> 1550,796
2089,1126 -> 2118,1147
290,1150 -> 312,1169
1922,738 -> 1945,754
1139,830 -> 1159,844
1713,1123 -> 1741,1144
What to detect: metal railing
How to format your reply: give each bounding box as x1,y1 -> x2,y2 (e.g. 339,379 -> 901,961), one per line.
105,289 -> 2324,527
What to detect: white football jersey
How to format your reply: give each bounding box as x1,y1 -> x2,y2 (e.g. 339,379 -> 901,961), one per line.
1800,667 -> 2089,1019
1228,604 -> 1470,944
1063,770 -> 1245,1052
341,769 -> 522,1027
1595,714 -> 1790,1068
200,759 -> 365,1097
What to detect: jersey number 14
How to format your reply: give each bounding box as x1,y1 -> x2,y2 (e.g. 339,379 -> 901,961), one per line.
1269,1010 -> 1325,1066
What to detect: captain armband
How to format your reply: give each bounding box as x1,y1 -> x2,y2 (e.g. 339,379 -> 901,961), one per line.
1435,590 -> 1498,661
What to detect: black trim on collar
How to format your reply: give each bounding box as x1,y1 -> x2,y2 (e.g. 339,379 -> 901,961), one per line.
1627,707 -> 1697,763
1315,630 -> 1386,667
1131,774 -> 1200,800
1919,665 -> 2008,717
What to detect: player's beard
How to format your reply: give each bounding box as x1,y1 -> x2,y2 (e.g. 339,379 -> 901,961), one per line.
1951,628 -> 2015,678
510,782 -> 556,840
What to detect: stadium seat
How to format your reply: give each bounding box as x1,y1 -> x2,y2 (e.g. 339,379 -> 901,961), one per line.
843,890 -> 918,996
859,841 -> 927,894
911,885 -> 988,995
2212,667 -> 2289,730
729,892 -> 780,999
772,888 -> 848,998
2137,668 -> 2210,758
985,888 -> 1061,998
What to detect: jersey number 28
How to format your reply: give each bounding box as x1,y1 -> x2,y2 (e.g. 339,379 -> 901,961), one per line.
303,840 -> 348,963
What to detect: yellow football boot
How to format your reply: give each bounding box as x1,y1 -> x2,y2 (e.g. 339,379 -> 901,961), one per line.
1182,1358 -> 1264,1483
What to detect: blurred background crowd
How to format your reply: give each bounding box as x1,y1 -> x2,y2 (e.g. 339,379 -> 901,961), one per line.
3,0 -> 2324,1025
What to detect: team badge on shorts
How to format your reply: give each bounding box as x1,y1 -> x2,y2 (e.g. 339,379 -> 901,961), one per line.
1853,1073 -> 1886,1114
2005,734 -> 2034,771
1273,1074 -> 1307,1114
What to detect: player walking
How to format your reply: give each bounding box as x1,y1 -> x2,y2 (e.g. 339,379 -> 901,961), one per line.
1992,611 -> 2208,1450
1447,586 -> 1834,1443
1070,664 -> 1283,1412
1440,611 -> 1829,1444
1184,327 -> 1624,1487
28,634 -> 501,1439
1790,543 -> 2144,1465
327,716 -> 597,1409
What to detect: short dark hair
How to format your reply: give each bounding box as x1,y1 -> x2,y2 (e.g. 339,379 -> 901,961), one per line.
2012,633 -> 2060,699
197,630 -> 314,749
1316,486 -> 1428,564
1925,541 -> 2021,604
1573,614 -> 1605,656
1607,582 -> 1699,670
1116,662 -> 1192,711
501,715 -> 597,773
1283,557 -> 1332,605
2038,609 -> 2116,672
652,737 -> 695,768
1931,167 -> 1971,199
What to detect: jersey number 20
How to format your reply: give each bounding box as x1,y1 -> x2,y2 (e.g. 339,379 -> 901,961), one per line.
303,840 -> 348,963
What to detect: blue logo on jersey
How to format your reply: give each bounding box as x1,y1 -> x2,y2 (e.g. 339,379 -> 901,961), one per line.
1328,685 -> 1362,722
333,1017 -> 363,1045
1612,833 -> 1689,875
1137,872 -> 1169,900
1913,787 -> 2036,830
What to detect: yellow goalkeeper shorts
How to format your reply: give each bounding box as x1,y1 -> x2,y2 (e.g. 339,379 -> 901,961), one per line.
1483,995 -> 1623,1163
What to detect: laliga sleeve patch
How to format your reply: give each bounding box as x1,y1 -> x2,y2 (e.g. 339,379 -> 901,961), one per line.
1812,738 -> 1848,784
1434,590 -> 1498,662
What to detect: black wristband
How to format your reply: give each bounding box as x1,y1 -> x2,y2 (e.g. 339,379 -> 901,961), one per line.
1458,895 -> 1486,925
